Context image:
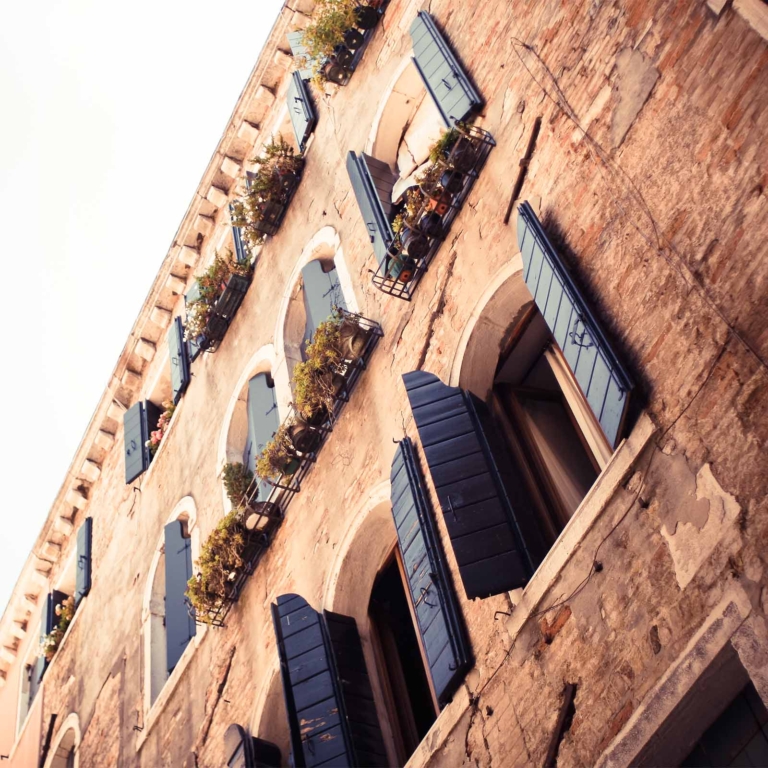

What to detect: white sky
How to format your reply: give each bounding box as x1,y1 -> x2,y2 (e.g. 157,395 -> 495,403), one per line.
0,0 -> 285,616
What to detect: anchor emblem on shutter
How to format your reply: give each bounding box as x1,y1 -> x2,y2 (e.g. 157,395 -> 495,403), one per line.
569,317 -> 593,349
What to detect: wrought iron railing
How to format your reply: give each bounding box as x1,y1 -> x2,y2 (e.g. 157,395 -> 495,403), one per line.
371,124 -> 496,300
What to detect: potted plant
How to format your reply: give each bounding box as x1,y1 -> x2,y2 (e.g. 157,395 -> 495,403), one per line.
256,424 -> 301,481
146,401 -> 176,456
222,462 -> 254,508
186,511 -> 246,617
184,251 -> 253,342
40,596 -> 75,662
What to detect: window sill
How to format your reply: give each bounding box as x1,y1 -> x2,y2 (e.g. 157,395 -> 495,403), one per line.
504,411 -> 656,641
136,623 -> 208,751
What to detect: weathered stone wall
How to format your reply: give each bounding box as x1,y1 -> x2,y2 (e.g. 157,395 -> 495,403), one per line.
6,0 -> 766,765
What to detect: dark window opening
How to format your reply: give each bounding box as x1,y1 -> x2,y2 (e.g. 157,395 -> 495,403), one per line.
681,681 -> 768,767
490,310 -> 600,550
368,554 -> 437,762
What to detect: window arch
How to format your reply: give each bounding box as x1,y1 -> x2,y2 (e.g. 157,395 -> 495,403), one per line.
44,713 -> 80,768
142,497 -> 199,713
274,226 -> 359,381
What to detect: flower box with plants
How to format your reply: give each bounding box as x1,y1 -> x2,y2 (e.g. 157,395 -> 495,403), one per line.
184,250 -> 253,353
145,401 -> 176,457
40,595 -> 75,662
188,464 -> 282,626
372,123 -> 496,300
230,136 -> 305,245
292,0 -> 388,86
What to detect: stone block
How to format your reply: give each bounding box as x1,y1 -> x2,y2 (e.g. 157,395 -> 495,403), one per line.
95,429 -> 115,450
734,0 -> 768,40
0,647 -> 15,664
195,214 -> 215,237
254,85 -> 276,106
237,121 -> 260,144
31,569 -> 49,587
273,50 -> 292,69
55,516 -> 75,535
150,306 -> 172,328
206,186 -> 229,209
81,459 -> 101,483
20,596 -> 37,613
135,339 -> 156,362
121,369 -> 142,389
66,489 -> 88,509
178,246 -> 199,267
220,156 -> 241,178
166,274 -> 187,295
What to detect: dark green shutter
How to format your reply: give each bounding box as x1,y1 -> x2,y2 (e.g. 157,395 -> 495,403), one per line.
346,151 -> 396,265
75,517 -> 92,606
390,439 -> 471,706
287,72 -> 317,151
403,371 -> 541,599
517,202 -> 633,449
272,594 -> 388,767
124,400 -> 161,484
168,317 -> 191,404
164,521 -> 196,674
287,31 -> 315,80
409,12 -> 483,127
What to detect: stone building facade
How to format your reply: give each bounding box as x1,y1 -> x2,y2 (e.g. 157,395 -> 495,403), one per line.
1,0 -> 767,766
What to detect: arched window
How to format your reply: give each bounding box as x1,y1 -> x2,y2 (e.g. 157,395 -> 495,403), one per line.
299,258 -> 346,355
143,499 -> 198,712
44,714 -> 80,768
243,373 -> 280,502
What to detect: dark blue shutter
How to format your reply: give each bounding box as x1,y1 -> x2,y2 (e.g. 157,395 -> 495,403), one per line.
287,72 -> 317,151
35,590 -> 68,685
287,31 -> 315,80
346,151 -> 395,265
272,594 -> 387,768
404,371 -> 541,599
517,202 -> 634,449
123,402 -> 148,484
409,12 -> 483,127
301,260 -> 346,350
230,205 -> 248,264
390,439 -> 471,706
224,723 -> 281,768
245,374 -> 280,502
164,521 -> 196,674
75,517 -> 93,606
168,317 -> 191,405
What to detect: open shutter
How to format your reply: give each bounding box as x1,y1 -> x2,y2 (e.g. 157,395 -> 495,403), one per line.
35,590 -> 68,686
223,724 -> 282,768
403,371 -> 542,599
168,316 -> 192,405
287,31 -> 315,80
124,402 -> 149,484
232,223 -> 248,267
164,521 -> 196,674
245,374 -> 280,504
517,202 -> 634,449
409,12 -> 483,127
390,439 -> 471,706
301,260 -> 346,349
75,517 -> 93,606
272,594 -> 387,768
287,72 -> 317,151
346,151 -> 395,265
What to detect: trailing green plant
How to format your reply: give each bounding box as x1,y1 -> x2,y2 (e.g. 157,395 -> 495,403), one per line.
184,250 -> 253,340
416,161 -> 444,195
255,424 -> 296,481
40,595 -> 75,662
298,0 -> 358,73
222,462 -> 254,509
186,510 -> 246,617
230,136 -> 304,253
429,128 -> 460,163
293,316 -> 344,419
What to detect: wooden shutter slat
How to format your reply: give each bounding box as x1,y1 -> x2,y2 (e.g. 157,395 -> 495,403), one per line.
287,71 -> 317,151
346,151 -> 395,265
75,517 -> 92,606
389,439 -> 472,707
286,31 -> 315,80
272,595 -> 387,768
123,402 -> 148,484
517,202 -> 634,448
164,521 -> 196,675
409,12 -> 483,127
404,371 -> 540,598
168,316 -> 191,404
